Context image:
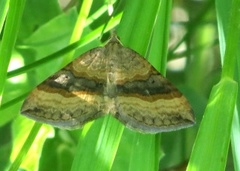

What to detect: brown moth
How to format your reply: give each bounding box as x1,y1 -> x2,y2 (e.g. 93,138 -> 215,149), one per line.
21,35 -> 195,134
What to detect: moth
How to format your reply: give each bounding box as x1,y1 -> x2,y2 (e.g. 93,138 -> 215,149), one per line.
21,35 -> 195,134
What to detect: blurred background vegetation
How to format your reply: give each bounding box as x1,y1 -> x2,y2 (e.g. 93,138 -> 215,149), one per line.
0,0 -> 239,171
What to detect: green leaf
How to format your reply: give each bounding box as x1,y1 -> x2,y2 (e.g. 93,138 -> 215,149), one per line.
187,78 -> 237,170
9,119 -> 54,171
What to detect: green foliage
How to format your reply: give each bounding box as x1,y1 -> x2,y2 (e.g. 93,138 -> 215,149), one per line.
0,0 -> 239,171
